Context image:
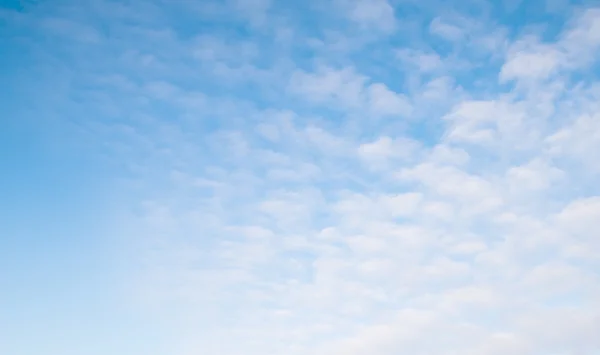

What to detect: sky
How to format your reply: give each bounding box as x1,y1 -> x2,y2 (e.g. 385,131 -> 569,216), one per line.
1,0 -> 600,354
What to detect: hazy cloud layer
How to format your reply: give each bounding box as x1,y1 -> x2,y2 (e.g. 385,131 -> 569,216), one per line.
2,0 -> 600,354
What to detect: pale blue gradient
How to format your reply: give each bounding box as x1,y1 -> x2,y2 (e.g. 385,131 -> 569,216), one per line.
2,0 -> 600,354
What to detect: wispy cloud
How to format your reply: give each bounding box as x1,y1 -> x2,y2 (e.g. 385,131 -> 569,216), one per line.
3,0 -> 600,354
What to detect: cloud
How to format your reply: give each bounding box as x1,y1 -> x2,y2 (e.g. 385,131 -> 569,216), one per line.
338,0 -> 397,32
367,83 -> 413,116
289,66 -> 412,116
358,136 -> 420,162
289,66 -> 368,108
501,8 -> 600,83
396,48 -> 444,73
429,16 -> 466,41
500,40 -> 563,82
506,158 -> 564,192
4,1 -> 600,355
231,0 -> 272,26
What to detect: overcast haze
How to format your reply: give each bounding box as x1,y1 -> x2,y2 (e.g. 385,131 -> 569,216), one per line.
2,0 -> 600,354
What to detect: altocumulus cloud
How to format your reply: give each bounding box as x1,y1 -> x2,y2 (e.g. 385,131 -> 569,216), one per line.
2,0 -> 600,354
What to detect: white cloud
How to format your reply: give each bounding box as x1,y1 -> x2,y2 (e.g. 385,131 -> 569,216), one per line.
396,48 -> 443,73
230,0 -> 272,26
554,197 -> 600,247
367,83 -> 412,116
9,1 -> 600,355
506,158 -> 564,192
398,163 -> 504,214
192,35 -> 259,64
501,9 -> 600,83
547,111 -> 600,172
289,66 -> 412,117
358,136 -> 420,167
429,16 -> 468,41
500,40 -> 563,82
340,0 -> 397,32
430,144 -> 469,166
289,66 -> 367,108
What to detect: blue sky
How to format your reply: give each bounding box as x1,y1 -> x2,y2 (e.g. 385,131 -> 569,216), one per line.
2,0 -> 600,354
